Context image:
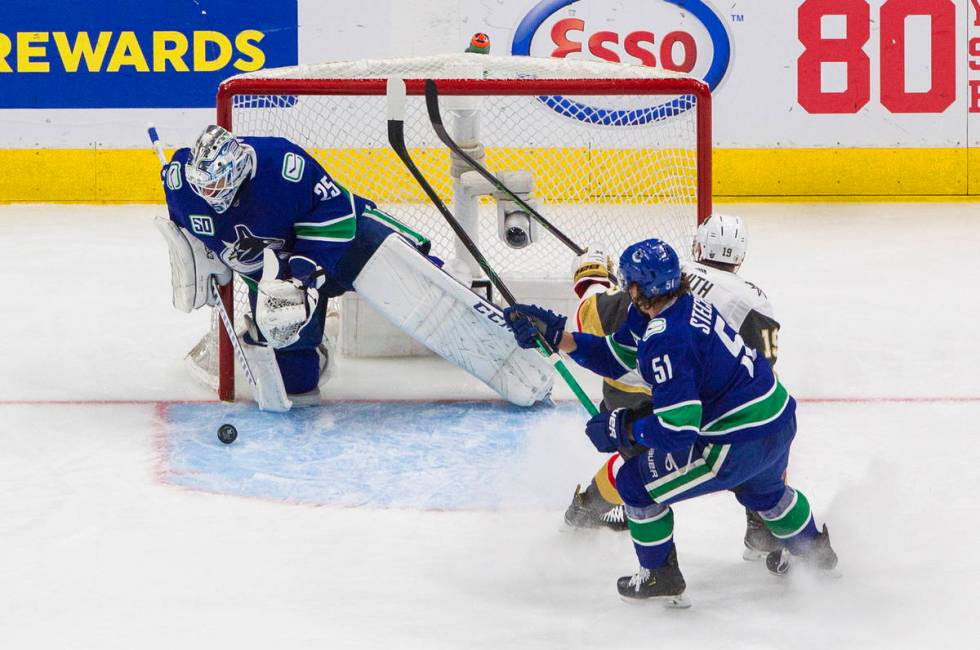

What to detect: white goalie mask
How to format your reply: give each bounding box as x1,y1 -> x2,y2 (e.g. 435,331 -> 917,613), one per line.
185,125 -> 256,214
693,213 -> 747,267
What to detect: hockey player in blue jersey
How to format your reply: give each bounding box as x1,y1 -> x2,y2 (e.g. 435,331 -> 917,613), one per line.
504,239 -> 837,605
156,125 -> 553,410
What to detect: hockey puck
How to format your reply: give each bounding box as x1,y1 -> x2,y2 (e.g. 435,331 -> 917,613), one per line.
217,424 -> 238,445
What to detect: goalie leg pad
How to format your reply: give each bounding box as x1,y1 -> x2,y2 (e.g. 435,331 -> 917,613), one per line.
240,339 -> 293,412
154,216 -> 231,313
353,235 -> 554,406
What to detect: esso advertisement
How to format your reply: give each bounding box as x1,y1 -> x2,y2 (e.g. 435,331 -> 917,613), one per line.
512,0 -> 732,91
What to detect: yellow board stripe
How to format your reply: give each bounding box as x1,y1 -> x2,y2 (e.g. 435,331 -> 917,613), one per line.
714,147 -> 968,197
1,147 -> 978,203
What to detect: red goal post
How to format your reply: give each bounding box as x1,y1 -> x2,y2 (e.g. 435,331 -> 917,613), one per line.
213,73 -> 713,402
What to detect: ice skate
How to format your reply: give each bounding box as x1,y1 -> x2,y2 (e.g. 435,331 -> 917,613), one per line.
564,483 -> 628,532
743,508 -> 781,560
617,548 -> 691,608
766,524 -> 839,577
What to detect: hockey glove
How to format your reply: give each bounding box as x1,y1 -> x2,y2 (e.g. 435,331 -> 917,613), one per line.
585,407 -> 635,454
503,303 -> 566,350
571,244 -> 615,298
256,249 -> 320,349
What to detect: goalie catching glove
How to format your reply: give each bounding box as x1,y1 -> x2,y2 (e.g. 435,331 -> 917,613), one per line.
255,248 -> 320,349
154,216 -> 231,312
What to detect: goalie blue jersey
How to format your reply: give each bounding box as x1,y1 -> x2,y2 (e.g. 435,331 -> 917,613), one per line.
162,136 -> 428,294
569,293 -> 794,452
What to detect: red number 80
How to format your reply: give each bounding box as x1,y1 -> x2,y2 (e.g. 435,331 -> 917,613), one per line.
798,0 -> 955,114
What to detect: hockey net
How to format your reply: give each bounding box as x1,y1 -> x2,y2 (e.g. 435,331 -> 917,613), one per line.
190,54 -> 712,401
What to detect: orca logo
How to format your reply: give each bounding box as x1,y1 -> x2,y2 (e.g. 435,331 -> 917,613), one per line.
220,224 -> 285,273
512,0 -> 731,124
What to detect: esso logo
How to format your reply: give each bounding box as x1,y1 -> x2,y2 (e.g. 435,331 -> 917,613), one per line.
550,17 -> 698,73
512,0 -> 731,123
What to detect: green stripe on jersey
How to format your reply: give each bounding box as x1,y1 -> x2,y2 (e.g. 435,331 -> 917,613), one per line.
363,207 -> 429,247
294,215 -> 357,242
240,275 -> 258,293
606,335 -> 637,370
703,381 -> 790,435
655,401 -> 702,432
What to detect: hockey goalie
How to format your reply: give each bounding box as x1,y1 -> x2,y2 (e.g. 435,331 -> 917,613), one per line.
156,124 -> 554,410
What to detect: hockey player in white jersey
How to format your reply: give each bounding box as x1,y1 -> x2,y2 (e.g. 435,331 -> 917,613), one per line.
564,214 -> 782,559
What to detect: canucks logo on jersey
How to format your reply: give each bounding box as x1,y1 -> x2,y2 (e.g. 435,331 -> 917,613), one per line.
220,224 -> 285,273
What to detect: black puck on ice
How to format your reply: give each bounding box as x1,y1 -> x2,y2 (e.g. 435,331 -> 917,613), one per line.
217,423 -> 238,445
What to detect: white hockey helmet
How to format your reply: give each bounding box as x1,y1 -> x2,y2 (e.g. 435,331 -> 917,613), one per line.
185,125 -> 255,214
693,213 -> 747,267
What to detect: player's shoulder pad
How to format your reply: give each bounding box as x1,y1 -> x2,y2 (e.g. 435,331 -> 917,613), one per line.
169,147 -> 192,165
162,148 -> 192,194
741,278 -> 775,318
239,136 -> 313,184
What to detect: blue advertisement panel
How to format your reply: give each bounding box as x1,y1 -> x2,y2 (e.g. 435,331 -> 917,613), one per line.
0,0 -> 298,108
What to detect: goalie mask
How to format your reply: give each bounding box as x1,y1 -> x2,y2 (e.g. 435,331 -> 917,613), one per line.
185,125 -> 256,214
693,213 -> 747,267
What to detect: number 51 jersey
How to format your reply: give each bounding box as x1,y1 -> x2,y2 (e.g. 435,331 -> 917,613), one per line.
632,293 -> 793,453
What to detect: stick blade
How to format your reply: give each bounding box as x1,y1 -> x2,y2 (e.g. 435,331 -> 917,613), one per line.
386,77 -> 407,122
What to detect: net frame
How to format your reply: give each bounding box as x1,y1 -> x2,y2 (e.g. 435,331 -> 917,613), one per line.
213,74 -> 713,402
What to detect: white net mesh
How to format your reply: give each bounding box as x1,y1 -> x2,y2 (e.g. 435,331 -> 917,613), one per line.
190,54 -> 709,395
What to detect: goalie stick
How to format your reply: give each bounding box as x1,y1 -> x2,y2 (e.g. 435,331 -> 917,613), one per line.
385,79 -> 597,416
424,79 -> 586,256
147,124 -> 261,401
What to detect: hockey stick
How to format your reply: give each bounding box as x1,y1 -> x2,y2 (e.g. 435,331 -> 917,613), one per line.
147,124 -> 261,398
424,79 -> 586,256
385,79 -> 597,416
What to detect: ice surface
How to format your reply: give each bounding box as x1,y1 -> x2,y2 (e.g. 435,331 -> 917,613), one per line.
0,203 -> 978,648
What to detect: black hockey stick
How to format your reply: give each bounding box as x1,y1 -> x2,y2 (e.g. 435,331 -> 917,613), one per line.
385,79 -> 597,416
424,79 -> 586,256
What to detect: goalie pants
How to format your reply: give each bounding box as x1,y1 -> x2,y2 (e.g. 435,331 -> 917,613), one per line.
248,215 -> 430,395
615,410 -> 819,569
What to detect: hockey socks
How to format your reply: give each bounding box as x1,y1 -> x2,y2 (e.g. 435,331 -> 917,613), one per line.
625,502 -> 675,569
592,453 -> 624,506
758,487 -> 819,554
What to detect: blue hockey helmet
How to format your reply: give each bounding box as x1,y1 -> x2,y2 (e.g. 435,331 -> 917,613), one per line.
618,239 -> 681,299
185,125 -> 255,214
